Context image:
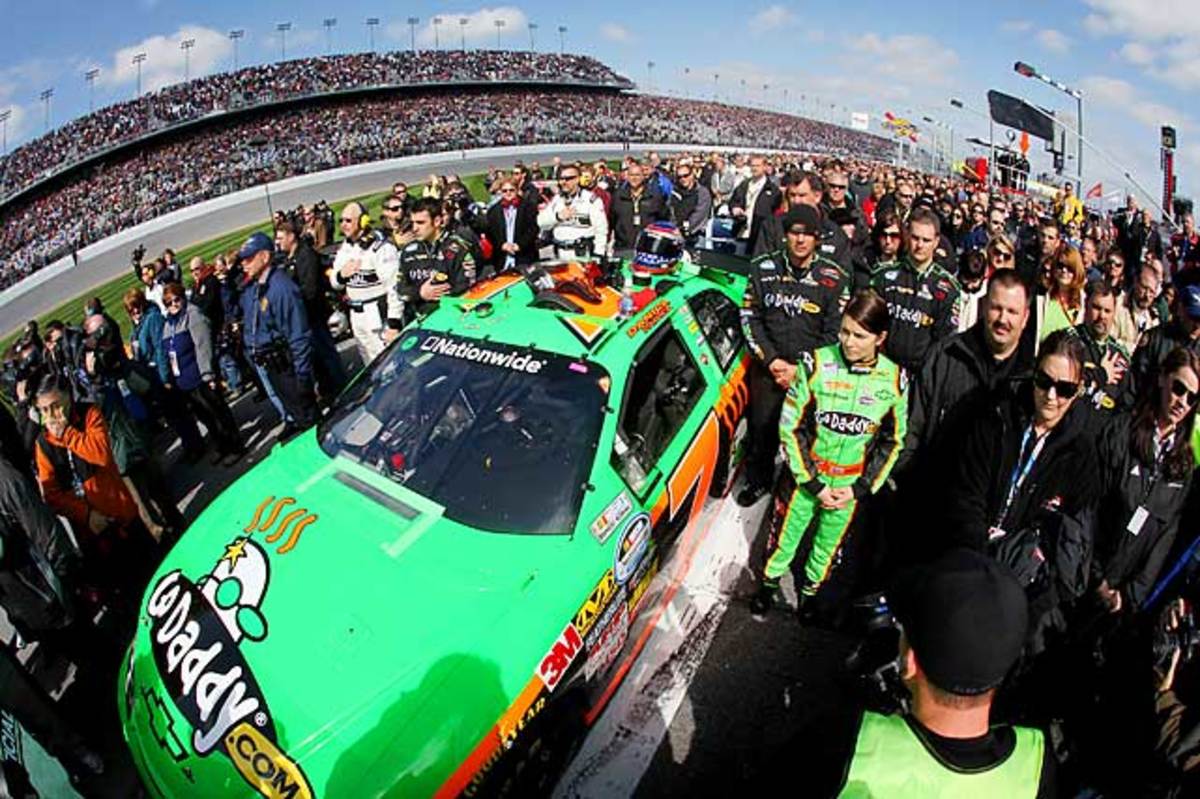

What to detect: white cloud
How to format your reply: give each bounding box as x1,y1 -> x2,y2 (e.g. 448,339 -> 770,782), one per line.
388,7 -> 529,49
599,23 -> 633,44
1079,74 -> 1186,132
1037,29 -> 1070,54
748,5 -> 797,35
1120,41 -> 1155,66
1001,20 -> 1033,33
97,25 -> 232,93
849,33 -> 959,87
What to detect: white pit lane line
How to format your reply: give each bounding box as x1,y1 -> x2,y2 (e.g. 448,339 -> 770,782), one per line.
553,492 -> 768,798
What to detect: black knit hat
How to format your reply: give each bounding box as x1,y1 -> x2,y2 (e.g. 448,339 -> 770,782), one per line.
890,548 -> 1028,695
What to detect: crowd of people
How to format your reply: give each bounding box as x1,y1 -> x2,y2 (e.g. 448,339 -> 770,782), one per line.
3,139 -> 1199,795
0,61 -> 894,292
0,50 -> 631,200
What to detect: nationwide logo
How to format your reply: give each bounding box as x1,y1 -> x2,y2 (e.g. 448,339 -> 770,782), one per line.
421,335 -> 547,374
145,539 -> 313,799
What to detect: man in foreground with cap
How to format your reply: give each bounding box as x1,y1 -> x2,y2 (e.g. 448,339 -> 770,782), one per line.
738,204 -> 849,506
237,232 -> 318,435
830,548 -> 1055,797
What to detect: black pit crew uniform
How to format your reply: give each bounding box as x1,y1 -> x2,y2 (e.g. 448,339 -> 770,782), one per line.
393,232 -> 478,325
871,257 -> 962,375
1073,322 -> 1133,433
740,250 -> 849,492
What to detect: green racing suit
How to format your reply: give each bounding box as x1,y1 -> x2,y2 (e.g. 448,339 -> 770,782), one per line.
765,343 -> 908,593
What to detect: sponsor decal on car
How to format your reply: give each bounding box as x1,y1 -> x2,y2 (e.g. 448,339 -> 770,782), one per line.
536,622 -> 584,692
626,300 -> 672,337
420,334 -> 547,374
589,492 -> 633,544
583,600 -> 630,682
243,496 -> 317,555
573,570 -> 619,639
144,538 -> 313,799
613,514 -> 651,585
628,552 -> 660,614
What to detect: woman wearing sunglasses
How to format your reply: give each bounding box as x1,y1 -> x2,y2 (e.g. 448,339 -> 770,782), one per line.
1036,245 -> 1087,346
159,283 -> 245,466
947,329 -> 1102,654
1092,348 -> 1199,614
986,234 -> 1017,275
853,209 -> 905,292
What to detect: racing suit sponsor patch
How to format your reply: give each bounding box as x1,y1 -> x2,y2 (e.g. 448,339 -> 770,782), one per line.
815,410 -> 878,436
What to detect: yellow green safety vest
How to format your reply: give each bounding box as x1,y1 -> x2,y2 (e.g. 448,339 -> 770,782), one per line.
839,710 -> 1043,798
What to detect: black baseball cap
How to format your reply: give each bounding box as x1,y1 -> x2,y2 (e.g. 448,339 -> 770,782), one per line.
890,548 -> 1028,695
781,205 -> 821,236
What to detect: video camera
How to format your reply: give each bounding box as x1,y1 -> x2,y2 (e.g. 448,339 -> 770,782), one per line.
1155,603 -> 1200,662
843,592 -> 910,714
130,243 -> 146,270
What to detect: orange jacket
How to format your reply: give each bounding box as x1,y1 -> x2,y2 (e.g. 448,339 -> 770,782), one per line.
35,405 -> 137,529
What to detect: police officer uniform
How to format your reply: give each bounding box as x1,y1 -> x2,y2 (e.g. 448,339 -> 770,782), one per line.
739,206 -> 849,501
330,225 -> 401,363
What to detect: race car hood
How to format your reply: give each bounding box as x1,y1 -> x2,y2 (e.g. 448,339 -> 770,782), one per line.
122,433 -> 587,798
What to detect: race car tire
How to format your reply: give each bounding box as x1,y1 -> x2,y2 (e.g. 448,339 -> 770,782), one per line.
493,687 -> 587,798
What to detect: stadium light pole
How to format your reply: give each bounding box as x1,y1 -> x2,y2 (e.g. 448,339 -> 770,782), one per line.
528,22 -> 538,51
228,30 -> 244,70
84,68 -> 99,112
366,18 -> 379,52
433,17 -> 442,49
132,53 -> 146,97
1014,60 -> 1084,193
323,18 -> 337,55
459,18 -> 469,50
494,19 -> 505,49
180,38 -> 195,82
647,61 -> 655,91
407,17 -> 419,51
276,23 -> 291,61
0,109 -> 10,154
39,88 -> 52,131
713,72 -> 719,101
557,25 -> 567,55
922,115 -> 953,175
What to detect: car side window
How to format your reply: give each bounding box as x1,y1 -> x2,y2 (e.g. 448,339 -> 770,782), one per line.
688,290 -> 744,372
612,326 -> 707,494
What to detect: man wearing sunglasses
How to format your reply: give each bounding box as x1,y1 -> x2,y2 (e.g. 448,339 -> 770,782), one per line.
1131,274 -> 1200,399
667,165 -> 711,245
537,166 -> 608,259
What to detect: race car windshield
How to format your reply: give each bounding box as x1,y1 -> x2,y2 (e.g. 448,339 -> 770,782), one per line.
318,331 -> 608,535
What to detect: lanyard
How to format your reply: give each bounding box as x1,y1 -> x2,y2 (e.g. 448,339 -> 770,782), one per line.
997,425 -> 1047,528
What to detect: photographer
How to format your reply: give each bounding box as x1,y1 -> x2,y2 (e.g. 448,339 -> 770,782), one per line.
813,549 -> 1054,796
238,232 -> 318,433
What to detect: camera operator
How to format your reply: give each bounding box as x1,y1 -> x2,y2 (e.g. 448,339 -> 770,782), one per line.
537,164 -> 609,260
277,220 -> 347,399
81,314 -> 183,541
238,233 -> 318,434
330,201 -> 401,363
811,548 -> 1054,796
3,336 -> 47,460
42,321 -> 88,402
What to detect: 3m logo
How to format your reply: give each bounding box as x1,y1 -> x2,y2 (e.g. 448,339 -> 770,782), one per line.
537,623 -> 583,692
226,722 -> 313,799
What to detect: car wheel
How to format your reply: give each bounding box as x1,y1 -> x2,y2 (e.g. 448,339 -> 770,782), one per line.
493,688 -> 587,798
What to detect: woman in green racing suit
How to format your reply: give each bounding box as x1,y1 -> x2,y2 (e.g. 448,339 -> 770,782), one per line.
752,289 -> 908,617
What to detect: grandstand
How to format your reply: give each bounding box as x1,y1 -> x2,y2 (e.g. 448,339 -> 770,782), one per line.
0,49 -> 894,294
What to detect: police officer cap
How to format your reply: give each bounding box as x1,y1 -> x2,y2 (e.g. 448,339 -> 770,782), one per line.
827,206 -> 858,227
780,205 -> 821,236
237,231 -> 275,261
1175,272 -> 1200,319
890,548 -> 1028,696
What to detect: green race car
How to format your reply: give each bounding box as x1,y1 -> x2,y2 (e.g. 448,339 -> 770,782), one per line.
119,255 -> 750,798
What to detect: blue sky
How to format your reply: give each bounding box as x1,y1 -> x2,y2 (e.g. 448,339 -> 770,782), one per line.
1,0 -> 1195,205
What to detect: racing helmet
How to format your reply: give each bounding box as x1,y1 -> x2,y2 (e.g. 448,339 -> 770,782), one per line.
632,222 -> 685,278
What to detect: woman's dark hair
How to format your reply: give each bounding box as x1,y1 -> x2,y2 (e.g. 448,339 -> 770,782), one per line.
1131,347 -> 1200,481
871,209 -> 907,253
958,249 -> 988,283
1036,328 -> 1086,383
34,373 -> 72,401
844,289 -> 891,336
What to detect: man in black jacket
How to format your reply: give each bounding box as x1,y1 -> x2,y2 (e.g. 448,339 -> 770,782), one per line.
484,177 -> 540,271
1132,277 -> 1200,396
610,161 -> 669,250
278,221 -> 346,398
754,171 -> 851,270
729,155 -> 781,256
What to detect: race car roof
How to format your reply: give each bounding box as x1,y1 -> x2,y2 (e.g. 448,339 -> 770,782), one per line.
415,260 -> 743,366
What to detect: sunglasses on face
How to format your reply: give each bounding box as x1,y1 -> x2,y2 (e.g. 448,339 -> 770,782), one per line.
1033,369 -> 1079,398
164,298 -> 183,307
559,174 -> 579,182
994,251 -> 1014,262
881,230 -> 902,240
1171,378 -> 1200,405
829,183 -> 848,190
383,205 -> 402,213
